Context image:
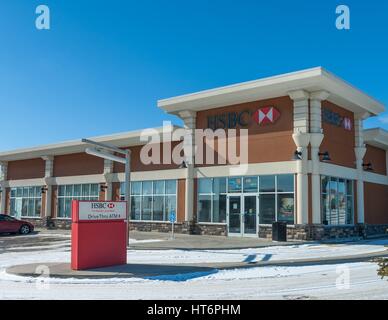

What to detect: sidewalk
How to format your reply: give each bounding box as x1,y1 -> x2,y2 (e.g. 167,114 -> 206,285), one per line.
127,231 -> 304,250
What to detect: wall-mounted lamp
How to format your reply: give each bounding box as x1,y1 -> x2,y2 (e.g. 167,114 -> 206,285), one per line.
41,186 -> 48,194
362,163 -> 374,171
318,151 -> 331,162
292,151 -> 303,161
179,160 -> 188,169
100,184 -> 108,192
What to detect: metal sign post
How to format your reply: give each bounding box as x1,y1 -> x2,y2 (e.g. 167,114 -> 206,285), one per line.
169,210 -> 176,240
81,139 -> 131,245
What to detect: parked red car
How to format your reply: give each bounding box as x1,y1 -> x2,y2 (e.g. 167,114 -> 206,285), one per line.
0,214 -> 34,235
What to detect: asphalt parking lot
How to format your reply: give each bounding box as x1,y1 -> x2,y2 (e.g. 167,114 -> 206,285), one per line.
0,229 -> 71,253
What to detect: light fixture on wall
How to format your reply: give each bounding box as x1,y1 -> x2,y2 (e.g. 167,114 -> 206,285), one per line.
362,163 -> 374,171
318,151 -> 331,162
179,160 -> 188,169
292,151 -> 303,161
100,184 -> 108,192
41,186 -> 48,194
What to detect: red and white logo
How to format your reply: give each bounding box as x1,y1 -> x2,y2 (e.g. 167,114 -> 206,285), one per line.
343,117 -> 352,131
253,107 -> 280,125
107,203 -> 115,209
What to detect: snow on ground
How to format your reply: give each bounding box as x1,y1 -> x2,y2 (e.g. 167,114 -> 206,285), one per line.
1,262 -> 387,300
126,240 -> 388,264
0,236 -> 387,299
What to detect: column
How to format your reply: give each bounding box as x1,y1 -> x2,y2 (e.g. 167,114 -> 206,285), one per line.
310,91 -> 330,224
354,114 -> 368,224
42,156 -> 54,219
103,158 -> 114,201
289,90 -> 310,225
0,161 -> 8,214
179,110 -> 197,222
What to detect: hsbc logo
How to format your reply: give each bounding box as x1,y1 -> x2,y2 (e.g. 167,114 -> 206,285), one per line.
253,107 -> 281,125
343,117 -> 352,131
323,108 -> 353,131
207,106 -> 281,130
91,202 -> 116,209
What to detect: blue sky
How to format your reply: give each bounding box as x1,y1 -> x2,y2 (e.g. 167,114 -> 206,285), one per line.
0,0 -> 387,151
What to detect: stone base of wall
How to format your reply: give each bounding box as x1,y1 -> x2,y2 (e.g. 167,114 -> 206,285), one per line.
258,225 -> 311,241
22,218 -> 71,230
364,224 -> 388,238
51,219 -> 72,230
192,224 -> 227,236
21,218 -> 46,229
128,221 -> 195,234
259,224 -> 388,241
259,224 -> 365,241
21,217 -> 388,241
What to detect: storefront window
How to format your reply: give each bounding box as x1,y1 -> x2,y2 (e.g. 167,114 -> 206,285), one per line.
259,194 -> 275,224
10,186 -> 42,218
197,177 -> 227,223
197,175 -> 294,225
260,176 -> 276,192
198,179 -> 212,194
213,177 -> 227,194
277,175 -> 294,193
228,177 -> 242,193
198,195 -> 212,222
142,196 -> 152,220
321,176 -> 354,225
120,180 -> 177,222
213,194 -> 227,223
57,184 -> 99,218
131,182 -> 141,195
278,194 -> 295,223
131,196 -> 141,220
165,195 -> 177,221
243,176 -> 258,193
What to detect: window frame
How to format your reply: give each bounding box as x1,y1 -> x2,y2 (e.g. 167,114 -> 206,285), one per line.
56,183 -> 100,219
196,175 -> 295,225
120,180 -> 178,222
321,175 -> 354,226
10,186 -> 42,218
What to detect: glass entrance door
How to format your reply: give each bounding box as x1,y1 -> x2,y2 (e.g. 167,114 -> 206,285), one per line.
227,195 -> 257,236
243,196 -> 257,235
228,196 -> 241,235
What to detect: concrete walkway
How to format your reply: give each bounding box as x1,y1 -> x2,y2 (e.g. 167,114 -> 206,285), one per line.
128,231 -> 304,250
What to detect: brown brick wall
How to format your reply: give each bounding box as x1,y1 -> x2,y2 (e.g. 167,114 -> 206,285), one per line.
321,101 -> 356,168
7,158 -> 45,180
53,153 -> 104,177
195,96 -> 295,166
364,182 -> 388,225
364,145 -> 387,176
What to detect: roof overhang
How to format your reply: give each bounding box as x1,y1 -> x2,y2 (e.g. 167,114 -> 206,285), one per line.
364,128 -> 388,150
158,67 -> 385,117
0,125 -> 182,162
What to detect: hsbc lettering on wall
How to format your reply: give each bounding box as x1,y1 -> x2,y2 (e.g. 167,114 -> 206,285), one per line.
207,106 -> 280,130
78,201 -> 127,221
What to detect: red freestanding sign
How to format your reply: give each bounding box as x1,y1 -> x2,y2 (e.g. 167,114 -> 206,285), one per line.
71,200 -> 127,270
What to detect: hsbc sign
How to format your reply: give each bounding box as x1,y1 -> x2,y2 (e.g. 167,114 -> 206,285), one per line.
322,108 -> 353,131
253,107 -> 281,125
78,201 -> 127,221
207,106 -> 281,130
